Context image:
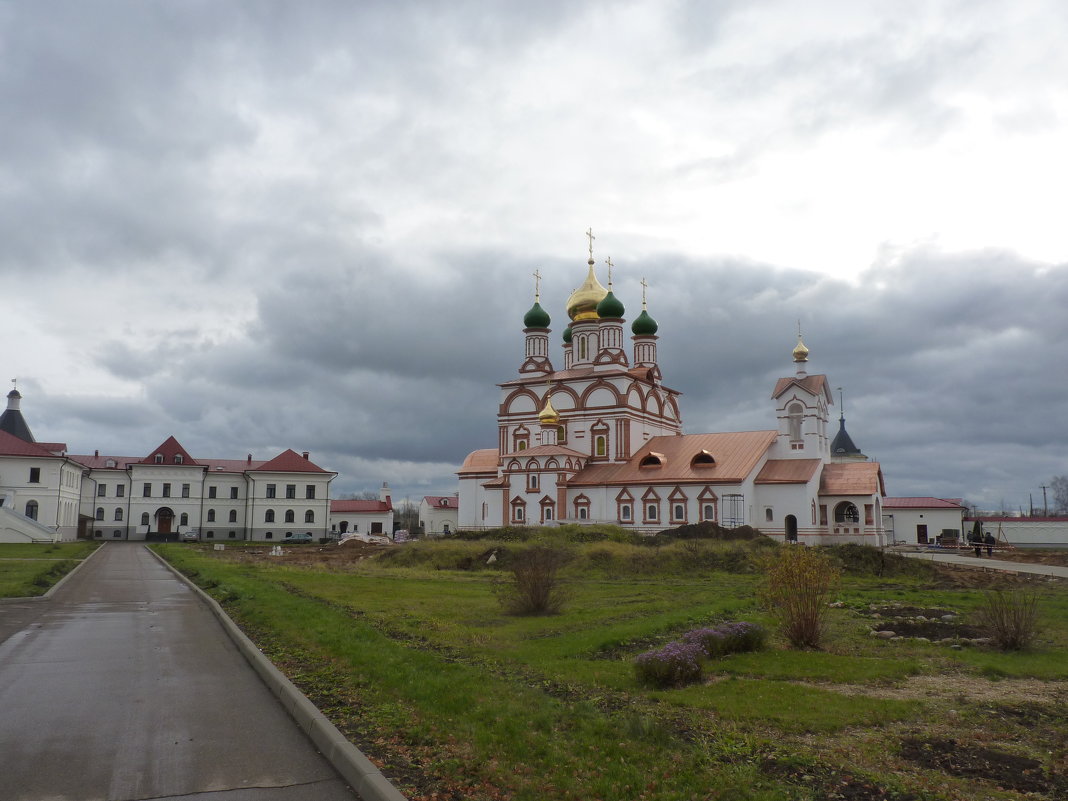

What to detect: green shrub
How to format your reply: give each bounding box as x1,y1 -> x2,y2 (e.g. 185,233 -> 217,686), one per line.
496,544 -> 572,615
978,589 -> 1041,651
759,546 -> 841,649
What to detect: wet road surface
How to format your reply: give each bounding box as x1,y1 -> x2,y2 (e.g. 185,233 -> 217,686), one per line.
0,543 -> 359,801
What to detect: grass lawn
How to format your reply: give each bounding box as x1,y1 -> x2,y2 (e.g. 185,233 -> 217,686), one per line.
156,536 -> 1068,801
0,541 -> 99,597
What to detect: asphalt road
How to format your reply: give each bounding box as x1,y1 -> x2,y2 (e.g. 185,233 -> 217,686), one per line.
899,550 -> 1068,578
0,543 -> 360,801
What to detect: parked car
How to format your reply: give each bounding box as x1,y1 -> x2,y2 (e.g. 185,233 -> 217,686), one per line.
283,532 -> 313,544
181,529 -> 199,542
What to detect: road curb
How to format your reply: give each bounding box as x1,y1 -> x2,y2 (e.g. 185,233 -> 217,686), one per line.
146,545 -> 409,801
0,541 -> 106,604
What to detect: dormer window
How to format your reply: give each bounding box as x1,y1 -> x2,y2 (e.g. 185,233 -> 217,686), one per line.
105,458 -> 116,468
174,454 -> 183,464
154,454 -> 164,464
691,450 -> 715,467
441,499 -> 449,507
639,452 -> 665,468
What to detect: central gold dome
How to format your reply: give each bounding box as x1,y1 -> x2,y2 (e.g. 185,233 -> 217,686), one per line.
566,260 -> 608,321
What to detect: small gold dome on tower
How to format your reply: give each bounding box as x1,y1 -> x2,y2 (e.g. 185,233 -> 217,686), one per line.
792,335 -> 810,363
538,395 -> 560,425
566,260 -> 608,321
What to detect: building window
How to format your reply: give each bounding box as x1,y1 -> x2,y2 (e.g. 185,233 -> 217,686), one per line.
788,403 -> 803,441
141,512 -> 150,525
673,503 -> 685,522
528,474 -> 539,491
265,509 -> 275,523
114,508 -> 123,521
180,513 -> 189,526
181,484 -> 190,498
285,484 -> 296,499
95,507 -> 104,521
703,503 -> 716,521
516,439 -> 527,451
206,531 -> 214,539
29,468 -> 40,483
305,510 -> 315,523
207,509 -> 216,522
646,504 -> 659,521
116,485 -> 125,498
106,459 -> 116,468
154,454 -> 164,464
834,502 -> 860,524
557,425 -> 566,444
113,530 -> 122,538
230,487 -> 238,499
162,483 -> 171,498
306,485 -> 316,499
371,522 -> 383,534
284,510 -> 295,523
265,532 -> 273,539
578,507 -> 588,520
174,454 -> 183,464
620,504 -> 632,521
208,486 -> 217,499
266,484 -> 276,499
229,510 -> 237,523
515,507 -> 525,521
765,508 -> 773,522
228,531 -> 236,539
543,507 -> 554,522
595,435 -> 607,457
98,484 -> 107,497
143,483 -> 152,497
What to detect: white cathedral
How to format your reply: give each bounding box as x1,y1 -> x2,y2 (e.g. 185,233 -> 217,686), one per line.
458,244 -> 886,544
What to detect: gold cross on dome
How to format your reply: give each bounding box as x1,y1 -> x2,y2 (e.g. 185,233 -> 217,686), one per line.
532,268 -> 542,301
586,227 -> 595,260
640,276 -> 648,307
604,256 -> 613,287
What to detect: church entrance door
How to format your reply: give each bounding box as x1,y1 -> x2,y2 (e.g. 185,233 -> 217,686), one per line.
157,508 -> 174,535
785,515 -> 798,542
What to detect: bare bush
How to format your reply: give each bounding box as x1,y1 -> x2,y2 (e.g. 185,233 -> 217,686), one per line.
497,545 -> 571,615
759,546 -> 840,649
978,589 -> 1041,651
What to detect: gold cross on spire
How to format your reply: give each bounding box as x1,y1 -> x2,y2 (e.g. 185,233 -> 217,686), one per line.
532,268 -> 542,301
586,227 -> 595,261
604,256 -> 613,288
640,276 -> 648,308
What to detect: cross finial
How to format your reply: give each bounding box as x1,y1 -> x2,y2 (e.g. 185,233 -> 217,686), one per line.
640,276 -> 649,308
10,378 -> 16,391
604,256 -> 613,288
532,268 -> 542,302
797,319 -> 803,338
837,386 -> 845,413
586,227 -> 595,262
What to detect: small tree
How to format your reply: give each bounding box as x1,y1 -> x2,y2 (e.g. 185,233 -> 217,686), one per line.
759,546 -> 840,649
497,545 -> 571,615
1050,476 -> 1068,515
978,589 -> 1041,651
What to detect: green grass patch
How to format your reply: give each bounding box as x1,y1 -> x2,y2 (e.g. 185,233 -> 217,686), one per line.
0,542 -> 98,597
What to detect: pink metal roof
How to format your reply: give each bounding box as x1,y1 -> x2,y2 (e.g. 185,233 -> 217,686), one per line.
771,374 -> 832,403
330,499 -> 392,513
458,448 -> 500,475
819,462 -> 885,496
501,444 -> 587,459
423,495 -> 458,508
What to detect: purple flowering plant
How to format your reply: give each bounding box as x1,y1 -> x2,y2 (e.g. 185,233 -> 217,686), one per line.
633,640 -> 704,688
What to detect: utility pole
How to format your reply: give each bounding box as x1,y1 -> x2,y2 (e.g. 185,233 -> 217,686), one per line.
1040,485 -> 1049,517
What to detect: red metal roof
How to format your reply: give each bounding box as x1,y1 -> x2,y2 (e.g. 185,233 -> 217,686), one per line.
138,435 -> 200,465
755,459 -> 821,484
819,462 -> 885,496
422,495 -> 458,509
0,430 -> 61,458
771,374 -> 832,403
251,449 -> 331,473
884,497 -> 964,509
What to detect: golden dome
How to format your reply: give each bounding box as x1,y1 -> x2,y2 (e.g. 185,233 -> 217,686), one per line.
792,335 -> 810,363
566,260 -> 608,321
538,395 -> 560,425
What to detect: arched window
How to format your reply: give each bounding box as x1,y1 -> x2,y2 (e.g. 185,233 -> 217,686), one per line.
206,509 -> 216,522
528,473 -> 539,491
284,510 -> 295,523
765,508 -> 773,522
265,509 -> 275,523
788,403 -> 803,442
154,454 -> 164,464
180,513 -> 189,526
95,507 -> 104,520
141,512 -> 150,525
578,507 -> 588,519
114,508 -> 123,521
579,337 -> 588,360
595,435 -> 606,457
305,510 -> 315,523
265,531 -> 273,539
26,500 -> 39,520
834,502 -> 860,524
703,503 -> 716,521
229,510 -> 237,523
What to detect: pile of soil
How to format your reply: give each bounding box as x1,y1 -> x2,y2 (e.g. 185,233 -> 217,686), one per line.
900,736 -> 1067,796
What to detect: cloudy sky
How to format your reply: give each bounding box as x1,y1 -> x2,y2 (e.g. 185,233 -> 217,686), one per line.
4,0 -> 1066,512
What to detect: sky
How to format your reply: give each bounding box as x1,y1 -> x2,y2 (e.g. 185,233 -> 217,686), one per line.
3,0 -> 1067,512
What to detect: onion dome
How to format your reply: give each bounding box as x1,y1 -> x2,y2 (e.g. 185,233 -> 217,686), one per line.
562,325 -> 573,344
538,396 -> 560,425
792,335 -> 809,363
566,260 -> 608,321
523,301 -> 550,328
631,308 -> 658,336
596,290 -> 625,319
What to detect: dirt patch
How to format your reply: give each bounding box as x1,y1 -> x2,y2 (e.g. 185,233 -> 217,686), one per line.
868,605 -> 956,619
900,735 -> 1067,796
873,620 -> 985,639
986,550 -> 1068,568
201,540 -> 392,567
813,675 -> 1065,704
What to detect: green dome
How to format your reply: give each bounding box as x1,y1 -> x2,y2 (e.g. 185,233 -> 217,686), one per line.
596,290 -> 625,319
562,325 -> 573,344
523,301 -> 551,328
631,309 -> 658,336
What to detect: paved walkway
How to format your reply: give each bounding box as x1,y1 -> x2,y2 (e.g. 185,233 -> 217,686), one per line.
899,550 -> 1068,579
0,543 -> 360,801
